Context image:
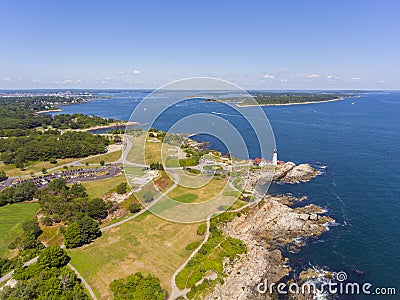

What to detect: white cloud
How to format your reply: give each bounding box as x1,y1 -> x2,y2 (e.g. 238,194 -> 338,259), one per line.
118,71 -> 126,75
263,74 -> 275,79
62,79 -> 73,84
378,80 -> 386,83
292,73 -> 320,79
280,79 -> 288,82
350,77 -> 362,82
1,77 -> 14,82
132,70 -> 141,75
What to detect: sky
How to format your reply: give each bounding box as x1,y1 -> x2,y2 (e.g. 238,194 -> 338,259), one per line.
0,0 -> 399,90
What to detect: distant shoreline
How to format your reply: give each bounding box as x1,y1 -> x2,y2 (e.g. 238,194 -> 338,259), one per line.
36,108 -> 63,114
80,121 -> 140,132
237,97 -> 344,107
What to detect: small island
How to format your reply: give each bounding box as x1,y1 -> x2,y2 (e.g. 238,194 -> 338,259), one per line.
204,91 -> 362,106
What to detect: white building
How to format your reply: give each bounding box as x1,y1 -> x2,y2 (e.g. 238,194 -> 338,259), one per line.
272,149 -> 278,165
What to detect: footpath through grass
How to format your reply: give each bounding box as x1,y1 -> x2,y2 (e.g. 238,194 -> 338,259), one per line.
68,213 -> 202,299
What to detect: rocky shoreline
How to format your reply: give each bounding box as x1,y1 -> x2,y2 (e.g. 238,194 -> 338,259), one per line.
205,194 -> 334,299
273,162 -> 321,184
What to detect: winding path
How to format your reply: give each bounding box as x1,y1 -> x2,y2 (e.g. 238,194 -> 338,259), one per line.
169,217 -> 211,300
68,263 -> 97,300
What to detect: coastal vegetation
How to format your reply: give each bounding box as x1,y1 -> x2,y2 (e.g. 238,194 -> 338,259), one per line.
0,96 -> 120,170
0,131 -> 109,168
250,91 -> 345,105
175,212 -> 246,299
0,96 -> 115,136
205,91 -> 353,106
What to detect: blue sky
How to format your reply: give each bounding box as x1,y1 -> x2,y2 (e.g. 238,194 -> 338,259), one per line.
1,0 -> 399,89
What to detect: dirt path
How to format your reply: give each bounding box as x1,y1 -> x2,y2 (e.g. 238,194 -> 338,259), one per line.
68,263 -> 97,300
169,217 -> 211,300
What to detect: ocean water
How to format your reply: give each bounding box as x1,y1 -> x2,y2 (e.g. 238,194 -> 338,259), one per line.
52,91 -> 400,298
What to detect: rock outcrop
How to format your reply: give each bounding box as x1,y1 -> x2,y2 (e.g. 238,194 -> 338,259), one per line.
205,195 -> 334,300
273,162 -> 320,184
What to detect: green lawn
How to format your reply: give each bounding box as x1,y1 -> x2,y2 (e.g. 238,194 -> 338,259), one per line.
0,203 -> 40,257
173,193 -> 199,203
80,175 -> 127,199
82,150 -> 122,165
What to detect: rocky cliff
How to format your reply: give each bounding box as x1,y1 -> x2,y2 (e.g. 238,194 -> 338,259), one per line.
273,162 -> 320,184
205,195 -> 333,300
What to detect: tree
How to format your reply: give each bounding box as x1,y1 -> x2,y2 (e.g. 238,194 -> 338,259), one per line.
37,246 -> 69,269
49,157 -> 57,164
47,177 -> 67,194
99,160 -> 105,166
86,198 -> 107,220
22,219 -> 41,240
129,203 -> 142,213
64,222 -> 81,248
116,182 -> 127,194
0,170 -> 7,181
42,167 -> 47,174
69,183 -> 87,198
13,181 -> 38,203
110,272 -> 166,300
41,216 -> 53,226
77,216 -> 100,244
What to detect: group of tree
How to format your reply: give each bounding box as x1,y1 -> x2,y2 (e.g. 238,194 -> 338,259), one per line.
0,170 -> 7,181
0,96 -> 117,135
0,181 -> 38,207
110,272 -> 166,300
250,92 -> 349,105
0,131 -> 108,167
8,218 -> 44,260
36,178 -> 108,248
0,246 -> 89,299
51,113 -> 115,130
64,215 -> 102,248
116,182 -> 127,194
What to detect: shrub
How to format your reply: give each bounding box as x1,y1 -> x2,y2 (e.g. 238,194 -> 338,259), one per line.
129,203 -> 142,213
197,224 -> 207,235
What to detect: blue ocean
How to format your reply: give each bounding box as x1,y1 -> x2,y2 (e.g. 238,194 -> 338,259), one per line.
51,90 -> 400,298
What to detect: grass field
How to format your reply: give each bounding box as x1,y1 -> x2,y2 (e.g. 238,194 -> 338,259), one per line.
68,214 -> 203,299
0,203 -> 40,257
167,178 -> 228,203
82,150 -> 122,165
80,175 -> 127,198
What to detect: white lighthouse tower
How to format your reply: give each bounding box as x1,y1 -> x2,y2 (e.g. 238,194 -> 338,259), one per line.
272,148 -> 278,165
